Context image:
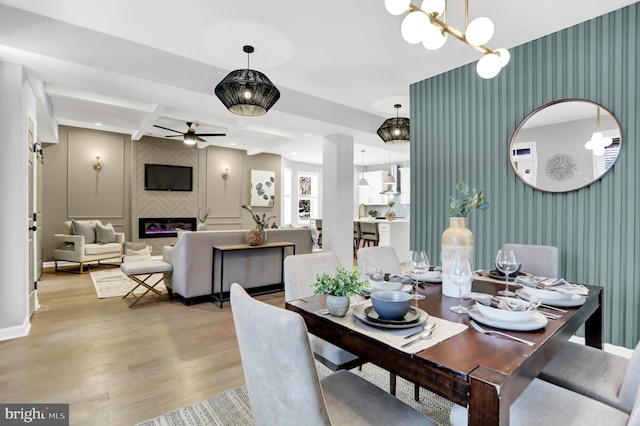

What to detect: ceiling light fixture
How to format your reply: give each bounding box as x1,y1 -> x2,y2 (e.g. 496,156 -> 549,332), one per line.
358,150 -> 369,187
214,45 -> 281,116
383,151 -> 396,186
584,106 -> 613,157
384,0 -> 510,79
183,132 -> 197,145
377,104 -> 410,145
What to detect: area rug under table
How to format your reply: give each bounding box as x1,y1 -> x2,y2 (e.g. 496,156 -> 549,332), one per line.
136,362 -> 454,426
90,268 -> 167,299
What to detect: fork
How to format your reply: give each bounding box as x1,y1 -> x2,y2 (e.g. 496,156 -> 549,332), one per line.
469,320 -> 535,346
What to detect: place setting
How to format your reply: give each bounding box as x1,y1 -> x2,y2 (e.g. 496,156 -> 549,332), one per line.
464,292 -> 549,332
515,275 -> 588,307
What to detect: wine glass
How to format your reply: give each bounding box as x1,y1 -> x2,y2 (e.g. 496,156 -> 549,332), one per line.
448,257 -> 473,313
496,249 -> 520,296
406,250 -> 428,300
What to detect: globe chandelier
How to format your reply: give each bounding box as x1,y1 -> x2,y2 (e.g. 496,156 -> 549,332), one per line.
584,106 -> 613,157
384,0 -> 510,79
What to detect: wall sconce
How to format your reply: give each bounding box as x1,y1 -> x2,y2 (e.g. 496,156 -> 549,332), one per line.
222,167 -> 229,180
93,152 -> 101,170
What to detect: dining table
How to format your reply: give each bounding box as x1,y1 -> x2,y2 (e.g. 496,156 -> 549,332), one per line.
285,275 -> 603,426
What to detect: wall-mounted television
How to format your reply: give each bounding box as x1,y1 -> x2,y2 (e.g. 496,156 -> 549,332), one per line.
144,163 -> 193,191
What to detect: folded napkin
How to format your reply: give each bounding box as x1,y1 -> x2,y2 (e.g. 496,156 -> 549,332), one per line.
464,292 -> 537,311
516,276 -> 589,296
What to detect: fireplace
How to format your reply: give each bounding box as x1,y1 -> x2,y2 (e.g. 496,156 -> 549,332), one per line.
139,217 -> 197,239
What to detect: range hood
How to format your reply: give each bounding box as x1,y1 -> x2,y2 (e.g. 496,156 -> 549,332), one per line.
379,165 -> 401,195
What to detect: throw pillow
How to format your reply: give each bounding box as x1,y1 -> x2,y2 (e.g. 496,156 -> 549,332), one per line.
95,223 -> 117,244
124,241 -> 147,252
125,246 -> 151,257
123,254 -> 152,263
71,220 -> 96,244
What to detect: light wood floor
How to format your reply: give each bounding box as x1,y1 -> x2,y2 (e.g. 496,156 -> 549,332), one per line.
0,268 -> 284,426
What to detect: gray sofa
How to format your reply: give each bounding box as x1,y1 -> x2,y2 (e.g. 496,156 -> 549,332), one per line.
162,228 -> 313,304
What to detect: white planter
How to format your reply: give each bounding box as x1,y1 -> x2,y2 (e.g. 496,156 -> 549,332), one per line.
326,295 -> 350,317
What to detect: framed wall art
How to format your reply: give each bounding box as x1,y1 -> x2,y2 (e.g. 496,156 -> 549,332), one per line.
250,170 -> 275,207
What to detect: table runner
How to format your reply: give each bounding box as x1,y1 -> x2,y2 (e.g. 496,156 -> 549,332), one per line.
316,303 -> 467,354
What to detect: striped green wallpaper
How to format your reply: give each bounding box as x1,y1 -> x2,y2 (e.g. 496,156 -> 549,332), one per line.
410,4 -> 638,348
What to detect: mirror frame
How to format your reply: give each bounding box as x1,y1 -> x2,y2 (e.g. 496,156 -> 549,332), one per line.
509,98 -> 622,193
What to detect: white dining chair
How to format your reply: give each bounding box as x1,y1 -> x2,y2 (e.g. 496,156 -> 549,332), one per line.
538,341 -> 640,414
357,246 -> 402,275
284,252 -> 365,371
230,283 -> 434,426
449,377 -> 638,426
356,245 -> 422,400
502,243 -> 559,278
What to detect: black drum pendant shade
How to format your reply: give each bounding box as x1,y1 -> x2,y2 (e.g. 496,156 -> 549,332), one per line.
214,45 -> 280,116
377,104 -> 410,145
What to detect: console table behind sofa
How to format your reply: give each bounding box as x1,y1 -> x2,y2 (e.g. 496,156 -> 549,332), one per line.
163,228 -> 313,305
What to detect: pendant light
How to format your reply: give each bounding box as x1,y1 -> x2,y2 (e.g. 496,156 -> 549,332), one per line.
377,104 -> 410,145
214,45 -> 280,116
358,150 -> 369,186
383,151 -> 396,186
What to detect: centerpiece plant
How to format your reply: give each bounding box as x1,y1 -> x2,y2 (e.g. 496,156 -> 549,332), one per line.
448,181 -> 489,217
312,266 -> 363,317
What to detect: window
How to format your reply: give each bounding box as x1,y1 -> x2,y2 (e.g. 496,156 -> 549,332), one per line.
297,172 -> 318,225
283,167 -> 292,226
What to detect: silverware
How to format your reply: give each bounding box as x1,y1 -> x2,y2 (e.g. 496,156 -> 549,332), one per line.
469,320 -> 535,346
401,327 -> 435,348
404,321 -> 435,339
539,304 -> 568,313
539,311 -> 560,320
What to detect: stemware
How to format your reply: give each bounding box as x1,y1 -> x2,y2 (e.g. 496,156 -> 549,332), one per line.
448,257 -> 473,313
495,249 -> 520,296
406,250 -> 429,300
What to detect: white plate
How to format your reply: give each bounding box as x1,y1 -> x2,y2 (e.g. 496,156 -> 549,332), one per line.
516,289 -> 586,307
364,284 -> 413,293
521,285 -> 573,301
475,298 -> 537,322
467,305 -> 548,331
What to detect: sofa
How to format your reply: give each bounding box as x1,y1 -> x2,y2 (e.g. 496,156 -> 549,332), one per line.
54,220 -> 125,273
162,227 -> 313,304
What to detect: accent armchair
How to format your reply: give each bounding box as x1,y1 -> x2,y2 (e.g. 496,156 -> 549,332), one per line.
53,220 -> 124,273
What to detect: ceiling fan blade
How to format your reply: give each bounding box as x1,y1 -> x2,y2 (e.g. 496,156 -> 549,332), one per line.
187,122 -> 198,133
165,135 -> 184,138
195,133 -> 226,137
153,124 -> 183,134
196,137 -> 207,143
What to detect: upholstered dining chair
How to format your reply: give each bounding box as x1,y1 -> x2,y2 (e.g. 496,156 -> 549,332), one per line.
356,245 -> 421,400
230,283 -> 433,426
359,221 -> 379,247
449,377 -> 639,426
538,341 -> 640,415
357,246 -> 401,275
284,252 -> 365,371
353,221 -> 361,258
502,243 -> 559,278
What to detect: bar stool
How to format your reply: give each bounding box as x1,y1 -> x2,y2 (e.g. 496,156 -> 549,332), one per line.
353,222 -> 361,258
359,221 -> 379,247
315,219 -> 323,249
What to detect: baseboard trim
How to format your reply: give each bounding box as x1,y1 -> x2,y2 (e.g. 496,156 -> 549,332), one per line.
0,317 -> 31,342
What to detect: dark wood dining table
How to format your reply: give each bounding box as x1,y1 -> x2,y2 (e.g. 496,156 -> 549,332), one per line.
285,278 -> 603,426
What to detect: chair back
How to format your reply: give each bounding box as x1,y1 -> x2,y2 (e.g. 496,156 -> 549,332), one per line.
502,243 -> 559,278
230,284 -> 331,426
314,219 -> 323,232
619,341 -> 640,413
354,221 -> 361,238
357,246 -> 401,275
284,252 -> 341,301
359,221 -> 379,241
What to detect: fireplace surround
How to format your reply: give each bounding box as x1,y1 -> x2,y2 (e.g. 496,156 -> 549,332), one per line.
139,217 -> 196,239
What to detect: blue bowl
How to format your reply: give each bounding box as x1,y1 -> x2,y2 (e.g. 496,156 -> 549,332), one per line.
371,290 -> 412,320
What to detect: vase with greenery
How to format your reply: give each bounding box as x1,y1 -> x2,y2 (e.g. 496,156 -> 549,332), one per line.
385,199 -> 397,221
241,204 -> 275,244
197,207 -> 212,231
442,181 -> 489,297
312,266 -> 363,317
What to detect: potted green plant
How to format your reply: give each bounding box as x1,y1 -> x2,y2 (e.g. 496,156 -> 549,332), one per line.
312,266 -> 363,317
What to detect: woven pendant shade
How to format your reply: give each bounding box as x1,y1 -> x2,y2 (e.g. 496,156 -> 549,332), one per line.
377,104 -> 410,144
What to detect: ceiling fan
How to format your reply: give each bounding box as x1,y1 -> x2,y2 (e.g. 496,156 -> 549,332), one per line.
153,122 -> 226,145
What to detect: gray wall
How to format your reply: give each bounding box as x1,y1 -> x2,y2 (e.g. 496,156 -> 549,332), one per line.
43,129 -> 282,259
410,4 -> 638,347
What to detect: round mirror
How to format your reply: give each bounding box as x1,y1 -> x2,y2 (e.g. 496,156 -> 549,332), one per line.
510,99 -> 622,193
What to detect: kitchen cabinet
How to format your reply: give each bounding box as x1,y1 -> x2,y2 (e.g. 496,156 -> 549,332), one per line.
399,167 -> 410,204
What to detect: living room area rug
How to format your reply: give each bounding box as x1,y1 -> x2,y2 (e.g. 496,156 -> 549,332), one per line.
90,268 -> 167,299
136,362 -> 454,426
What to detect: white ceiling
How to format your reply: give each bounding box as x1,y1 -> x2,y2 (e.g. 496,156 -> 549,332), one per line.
0,0 -> 635,165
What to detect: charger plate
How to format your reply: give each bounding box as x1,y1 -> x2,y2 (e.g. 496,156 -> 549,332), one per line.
467,305 -> 548,331
353,303 -> 429,329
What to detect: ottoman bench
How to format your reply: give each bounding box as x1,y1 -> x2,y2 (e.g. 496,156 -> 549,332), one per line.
121,260 -> 173,307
